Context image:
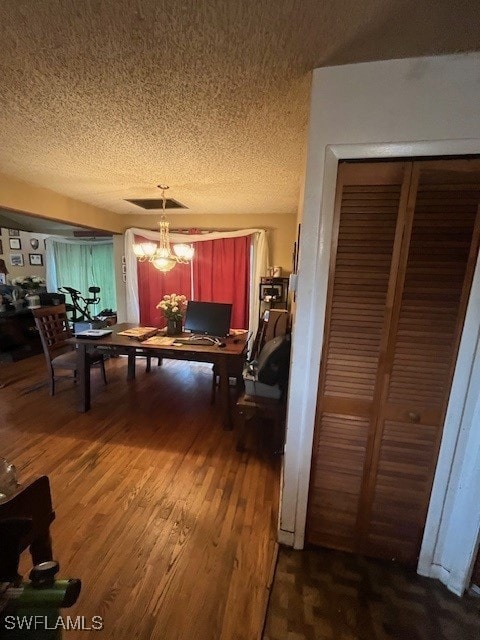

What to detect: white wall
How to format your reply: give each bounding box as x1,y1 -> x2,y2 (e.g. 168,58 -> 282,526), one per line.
113,235 -> 127,322
282,53 -> 480,595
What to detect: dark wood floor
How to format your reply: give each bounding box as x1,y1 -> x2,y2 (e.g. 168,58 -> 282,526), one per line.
1,354 -> 280,639
263,546 -> 480,640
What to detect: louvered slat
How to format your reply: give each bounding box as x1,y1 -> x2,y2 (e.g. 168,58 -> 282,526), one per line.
324,186 -> 400,401
365,163 -> 480,563
307,163 -> 409,550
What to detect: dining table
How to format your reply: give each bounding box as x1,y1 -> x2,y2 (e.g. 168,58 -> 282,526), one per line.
72,323 -> 248,429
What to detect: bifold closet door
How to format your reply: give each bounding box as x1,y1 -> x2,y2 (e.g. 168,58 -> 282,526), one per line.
306,162 -> 413,553
307,159 -> 480,565
362,160 -> 480,562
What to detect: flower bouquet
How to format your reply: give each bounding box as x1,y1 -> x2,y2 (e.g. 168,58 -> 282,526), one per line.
156,293 -> 187,335
11,275 -> 46,292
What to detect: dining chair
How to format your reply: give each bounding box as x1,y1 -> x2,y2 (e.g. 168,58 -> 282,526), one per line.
33,304 -> 107,396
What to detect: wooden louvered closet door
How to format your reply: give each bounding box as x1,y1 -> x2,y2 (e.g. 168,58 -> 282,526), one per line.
307,159 -> 480,565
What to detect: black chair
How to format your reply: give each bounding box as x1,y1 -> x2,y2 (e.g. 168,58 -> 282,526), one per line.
211,311 -> 290,404
33,304 -> 107,396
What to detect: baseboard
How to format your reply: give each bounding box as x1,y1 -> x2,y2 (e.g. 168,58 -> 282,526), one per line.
278,528 -> 295,546
418,563 -> 466,596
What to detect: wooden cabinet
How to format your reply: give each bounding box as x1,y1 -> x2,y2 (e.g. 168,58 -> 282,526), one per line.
0,309 -> 42,361
306,159 -> 480,565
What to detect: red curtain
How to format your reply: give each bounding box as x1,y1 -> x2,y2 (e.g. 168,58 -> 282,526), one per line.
136,234 -> 250,329
136,235 -> 191,326
192,236 -> 250,329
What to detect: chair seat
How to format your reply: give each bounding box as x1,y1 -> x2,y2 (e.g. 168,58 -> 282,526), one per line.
51,350 -> 77,369
51,348 -> 105,369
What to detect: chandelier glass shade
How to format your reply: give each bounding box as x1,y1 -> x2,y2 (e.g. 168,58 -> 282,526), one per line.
132,186 -> 194,273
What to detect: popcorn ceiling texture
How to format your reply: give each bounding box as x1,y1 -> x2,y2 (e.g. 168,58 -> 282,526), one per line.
0,0 -> 479,217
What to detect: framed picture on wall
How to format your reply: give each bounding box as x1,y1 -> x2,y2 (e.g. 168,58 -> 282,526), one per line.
9,253 -> 24,267
29,253 -> 43,266
9,238 -> 21,250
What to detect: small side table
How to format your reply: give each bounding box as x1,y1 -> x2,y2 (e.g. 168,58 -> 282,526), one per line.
235,392 -> 287,453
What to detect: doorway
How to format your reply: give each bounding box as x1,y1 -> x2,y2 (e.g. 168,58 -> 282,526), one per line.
306,158 -> 480,565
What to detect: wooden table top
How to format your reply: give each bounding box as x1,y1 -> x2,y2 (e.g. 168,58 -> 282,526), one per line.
72,323 -> 248,356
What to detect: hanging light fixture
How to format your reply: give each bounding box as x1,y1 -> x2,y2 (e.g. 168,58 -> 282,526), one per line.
132,185 -> 194,273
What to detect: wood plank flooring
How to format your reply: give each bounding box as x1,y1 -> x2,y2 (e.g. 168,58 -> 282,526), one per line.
0,354 -> 280,639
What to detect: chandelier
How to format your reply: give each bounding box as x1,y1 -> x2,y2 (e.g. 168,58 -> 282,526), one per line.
132,185 -> 194,273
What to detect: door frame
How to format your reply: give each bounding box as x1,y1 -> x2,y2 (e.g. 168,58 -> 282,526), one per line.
282,139 -> 480,595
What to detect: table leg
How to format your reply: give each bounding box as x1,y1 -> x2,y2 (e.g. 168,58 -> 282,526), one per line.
127,349 -> 136,380
218,357 -> 232,430
77,342 -> 90,412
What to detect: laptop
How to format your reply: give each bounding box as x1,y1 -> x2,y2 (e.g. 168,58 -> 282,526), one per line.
75,329 -> 113,339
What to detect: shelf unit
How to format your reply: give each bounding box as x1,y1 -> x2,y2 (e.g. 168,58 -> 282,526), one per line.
259,276 -> 289,318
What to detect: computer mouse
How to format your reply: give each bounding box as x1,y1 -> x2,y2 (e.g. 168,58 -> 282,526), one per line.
218,342 -> 226,348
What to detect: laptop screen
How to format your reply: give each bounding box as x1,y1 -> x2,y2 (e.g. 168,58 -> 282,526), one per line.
184,301 -> 232,338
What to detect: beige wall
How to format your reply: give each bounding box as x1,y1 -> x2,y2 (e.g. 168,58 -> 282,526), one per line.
124,212 -> 297,275
0,173 -> 123,233
0,172 -> 297,275
0,227 -> 48,283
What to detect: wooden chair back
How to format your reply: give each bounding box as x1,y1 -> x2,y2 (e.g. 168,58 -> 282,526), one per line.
263,309 -> 290,343
251,309 -> 290,361
33,304 -> 73,361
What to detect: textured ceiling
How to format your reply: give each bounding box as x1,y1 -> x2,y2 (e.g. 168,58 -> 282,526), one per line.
0,0 -> 479,217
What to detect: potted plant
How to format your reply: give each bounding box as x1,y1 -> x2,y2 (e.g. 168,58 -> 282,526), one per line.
11,275 -> 46,309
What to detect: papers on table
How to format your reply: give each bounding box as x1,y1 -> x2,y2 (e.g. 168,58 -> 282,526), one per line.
141,336 -> 176,346
117,327 -> 158,341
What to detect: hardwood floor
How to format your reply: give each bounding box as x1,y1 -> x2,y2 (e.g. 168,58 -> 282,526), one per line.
264,546 -> 480,640
1,354 -> 280,639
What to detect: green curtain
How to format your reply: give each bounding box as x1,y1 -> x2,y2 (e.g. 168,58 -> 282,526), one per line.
52,241 -> 116,313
